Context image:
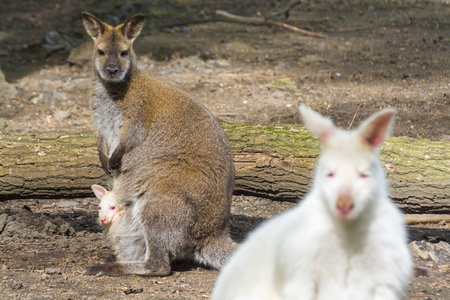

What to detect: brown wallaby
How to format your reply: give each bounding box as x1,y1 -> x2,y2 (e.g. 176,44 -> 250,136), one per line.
81,12 -> 236,276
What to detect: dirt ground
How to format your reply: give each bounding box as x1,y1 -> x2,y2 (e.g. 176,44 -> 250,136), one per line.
0,0 -> 449,299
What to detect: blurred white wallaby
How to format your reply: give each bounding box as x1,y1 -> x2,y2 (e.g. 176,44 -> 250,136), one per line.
211,105 -> 412,300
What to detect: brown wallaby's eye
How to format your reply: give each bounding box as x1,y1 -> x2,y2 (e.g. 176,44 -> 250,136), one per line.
97,49 -> 105,56
121,51 -> 129,57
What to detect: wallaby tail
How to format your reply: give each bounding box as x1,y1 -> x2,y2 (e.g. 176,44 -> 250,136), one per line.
195,235 -> 238,270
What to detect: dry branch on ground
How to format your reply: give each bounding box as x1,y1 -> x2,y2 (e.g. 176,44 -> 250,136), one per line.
159,1 -> 327,38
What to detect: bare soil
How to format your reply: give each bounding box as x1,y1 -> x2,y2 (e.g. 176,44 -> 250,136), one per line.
0,0 -> 449,299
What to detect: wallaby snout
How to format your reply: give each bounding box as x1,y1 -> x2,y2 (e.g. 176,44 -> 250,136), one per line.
106,64 -> 119,76
100,216 -> 107,224
336,192 -> 354,218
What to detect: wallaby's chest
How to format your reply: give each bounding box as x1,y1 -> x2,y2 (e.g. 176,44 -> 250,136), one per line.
93,83 -> 123,157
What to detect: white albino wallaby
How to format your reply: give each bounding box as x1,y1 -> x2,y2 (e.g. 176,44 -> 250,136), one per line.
91,184 -> 124,227
211,106 -> 413,300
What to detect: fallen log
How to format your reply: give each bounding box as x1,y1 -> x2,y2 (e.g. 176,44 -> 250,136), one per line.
0,125 -> 448,214
404,214 -> 450,224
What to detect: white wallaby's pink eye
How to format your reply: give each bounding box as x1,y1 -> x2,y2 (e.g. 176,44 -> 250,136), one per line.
98,206 -> 101,210
111,206 -> 116,210
327,172 -> 334,178
359,172 -> 369,178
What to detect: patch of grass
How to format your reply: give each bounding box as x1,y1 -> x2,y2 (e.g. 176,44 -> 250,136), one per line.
267,78 -> 297,90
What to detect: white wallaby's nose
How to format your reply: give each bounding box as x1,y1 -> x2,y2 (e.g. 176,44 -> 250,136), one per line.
336,192 -> 354,218
100,216 -> 107,224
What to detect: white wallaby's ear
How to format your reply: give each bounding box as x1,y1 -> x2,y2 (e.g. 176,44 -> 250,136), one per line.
358,108 -> 396,148
91,184 -> 107,200
81,12 -> 107,39
299,105 -> 336,145
121,14 -> 145,40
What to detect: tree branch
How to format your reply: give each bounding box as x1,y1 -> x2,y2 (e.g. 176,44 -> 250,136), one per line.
158,6 -> 327,39
214,10 -> 327,38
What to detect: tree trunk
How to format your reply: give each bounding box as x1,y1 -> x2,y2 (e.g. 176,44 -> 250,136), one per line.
0,125 -> 448,214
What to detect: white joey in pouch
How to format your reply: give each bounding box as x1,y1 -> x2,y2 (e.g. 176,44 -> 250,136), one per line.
211,106 -> 412,300
91,184 -> 124,227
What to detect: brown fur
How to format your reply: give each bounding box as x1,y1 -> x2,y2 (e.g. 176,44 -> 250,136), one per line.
81,12 -> 237,276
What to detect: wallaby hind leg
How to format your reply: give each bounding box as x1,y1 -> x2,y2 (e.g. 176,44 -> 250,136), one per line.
83,259 -> 171,277
195,234 -> 238,269
83,228 -> 172,276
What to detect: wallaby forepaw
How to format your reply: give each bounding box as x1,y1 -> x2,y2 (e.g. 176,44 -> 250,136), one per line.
107,158 -> 121,172
103,164 -> 112,175
99,152 -> 111,175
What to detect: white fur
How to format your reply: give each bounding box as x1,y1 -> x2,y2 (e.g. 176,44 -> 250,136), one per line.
211,106 -> 412,300
110,201 -> 146,262
93,83 -> 123,157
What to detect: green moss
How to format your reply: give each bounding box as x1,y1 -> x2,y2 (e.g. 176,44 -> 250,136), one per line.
226,40 -> 252,50
267,78 -> 297,90
223,123 -> 319,157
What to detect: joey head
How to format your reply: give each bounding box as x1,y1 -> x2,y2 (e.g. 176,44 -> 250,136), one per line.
91,184 -> 123,227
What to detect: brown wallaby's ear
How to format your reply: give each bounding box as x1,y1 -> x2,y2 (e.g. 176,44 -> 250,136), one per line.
121,14 -> 145,40
81,12 -> 106,39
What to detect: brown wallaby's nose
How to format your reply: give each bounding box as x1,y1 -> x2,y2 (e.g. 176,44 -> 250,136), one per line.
107,65 -> 118,76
